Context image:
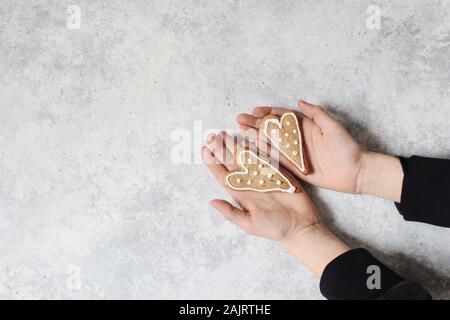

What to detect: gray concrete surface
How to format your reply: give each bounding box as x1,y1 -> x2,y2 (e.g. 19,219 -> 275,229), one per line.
0,0 -> 449,299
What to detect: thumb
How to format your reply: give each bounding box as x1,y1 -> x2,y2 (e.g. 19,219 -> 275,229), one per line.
210,199 -> 252,232
298,100 -> 337,132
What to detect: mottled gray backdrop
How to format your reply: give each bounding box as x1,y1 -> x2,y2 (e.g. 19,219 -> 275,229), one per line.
0,0 -> 449,299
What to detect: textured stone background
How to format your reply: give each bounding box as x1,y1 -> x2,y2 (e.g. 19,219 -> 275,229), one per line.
0,0 -> 449,299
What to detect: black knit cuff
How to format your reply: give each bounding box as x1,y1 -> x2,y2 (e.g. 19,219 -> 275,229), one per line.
320,248 -> 404,300
395,156 -> 450,227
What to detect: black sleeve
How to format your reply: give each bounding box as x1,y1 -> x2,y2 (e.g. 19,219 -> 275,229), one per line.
395,156 -> 450,228
319,248 -> 431,300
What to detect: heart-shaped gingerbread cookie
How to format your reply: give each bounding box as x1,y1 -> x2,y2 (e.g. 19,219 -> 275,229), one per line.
261,112 -> 309,175
225,150 -> 297,193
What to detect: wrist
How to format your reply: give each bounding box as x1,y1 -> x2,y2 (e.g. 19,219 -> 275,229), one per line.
281,222 -> 324,247
281,223 -> 350,278
357,151 -> 404,202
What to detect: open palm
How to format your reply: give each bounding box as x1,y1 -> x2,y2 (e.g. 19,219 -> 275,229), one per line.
202,132 -> 321,241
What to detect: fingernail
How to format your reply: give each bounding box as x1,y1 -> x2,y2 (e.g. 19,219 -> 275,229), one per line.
201,145 -> 209,157
207,133 -> 215,144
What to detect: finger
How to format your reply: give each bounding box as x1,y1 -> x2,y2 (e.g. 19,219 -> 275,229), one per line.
208,134 -> 236,170
202,146 -> 228,183
220,131 -> 242,157
252,106 -> 304,119
220,131 -> 242,170
239,136 -> 257,154
202,146 -> 246,203
251,106 -> 285,118
298,100 -> 336,132
206,132 -> 216,144
239,126 -> 260,143
236,113 -> 258,128
210,199 -> 253,232
238,124 -> 253,135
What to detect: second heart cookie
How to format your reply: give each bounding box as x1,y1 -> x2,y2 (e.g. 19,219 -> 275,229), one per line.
260,112 -> 309,175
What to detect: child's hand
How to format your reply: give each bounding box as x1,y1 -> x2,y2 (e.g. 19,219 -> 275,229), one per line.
237,100 -> 403,201
202,132 -> 321,242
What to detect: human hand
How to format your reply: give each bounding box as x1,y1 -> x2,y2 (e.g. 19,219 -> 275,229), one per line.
202,132 -> 350,276
237,100 -> 403,201
202,132 -> 321,242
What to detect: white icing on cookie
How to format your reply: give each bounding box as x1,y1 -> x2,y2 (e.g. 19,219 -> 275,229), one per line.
225,150 -> 296,193
263,112 -> 306,173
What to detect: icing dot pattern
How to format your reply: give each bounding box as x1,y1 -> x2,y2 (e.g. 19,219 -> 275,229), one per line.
226,151 -> 294,192
265,113 -> 306,173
